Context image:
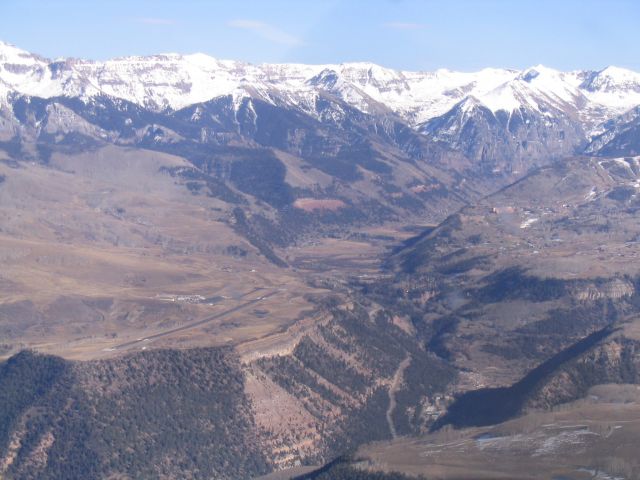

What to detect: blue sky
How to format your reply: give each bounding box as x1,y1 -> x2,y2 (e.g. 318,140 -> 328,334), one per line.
2,0 -> 639,71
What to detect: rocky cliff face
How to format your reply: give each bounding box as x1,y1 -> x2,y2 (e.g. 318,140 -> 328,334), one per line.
587,105 -> 640,156
420,96 -> 587,173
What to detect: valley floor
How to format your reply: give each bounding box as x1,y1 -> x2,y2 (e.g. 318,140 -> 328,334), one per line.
356,384 -> 640,480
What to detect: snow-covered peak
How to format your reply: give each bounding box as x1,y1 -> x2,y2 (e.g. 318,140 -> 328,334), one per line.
517,64 -> 561,82
0,41 -> 68,100
575,66 -> 640,118
307,68 -> 342,89
583,66 -> 640,92
478,82 -> 525,112
0,41 -> 47,65
439,65 -> 579,115
513,65 -> 583,111
337,62 -> 407,86
456,95 -> 488,114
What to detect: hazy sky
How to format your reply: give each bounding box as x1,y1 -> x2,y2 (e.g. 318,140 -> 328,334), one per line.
2,0 -> 639,71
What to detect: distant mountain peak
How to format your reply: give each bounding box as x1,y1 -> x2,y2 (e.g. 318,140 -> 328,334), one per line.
584,65 -> 640,92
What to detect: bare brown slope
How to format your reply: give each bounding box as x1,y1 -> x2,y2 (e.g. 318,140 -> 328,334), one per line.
0,146 -> 318,359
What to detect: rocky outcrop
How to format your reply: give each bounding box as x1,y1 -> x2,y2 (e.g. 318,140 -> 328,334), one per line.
572,278 -> 635,301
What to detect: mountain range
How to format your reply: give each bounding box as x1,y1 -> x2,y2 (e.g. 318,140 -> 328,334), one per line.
2,40 -> 640,128
3,40 -> 640,160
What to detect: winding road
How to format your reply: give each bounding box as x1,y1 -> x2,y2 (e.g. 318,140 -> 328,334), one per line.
386,355 -> 412,439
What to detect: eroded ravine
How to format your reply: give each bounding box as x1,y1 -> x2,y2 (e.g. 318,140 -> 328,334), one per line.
386,355 -> 412,439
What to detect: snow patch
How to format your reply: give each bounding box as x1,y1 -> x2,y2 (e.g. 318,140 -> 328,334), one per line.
520,217 -> 539,229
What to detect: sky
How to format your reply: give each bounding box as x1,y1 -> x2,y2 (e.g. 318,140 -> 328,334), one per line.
1,0 -> 639,71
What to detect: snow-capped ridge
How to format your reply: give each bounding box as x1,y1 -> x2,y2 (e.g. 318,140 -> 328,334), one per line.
1,40 -> 640,131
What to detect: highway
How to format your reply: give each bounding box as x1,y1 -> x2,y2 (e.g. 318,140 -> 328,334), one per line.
111,288 -> 277,351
